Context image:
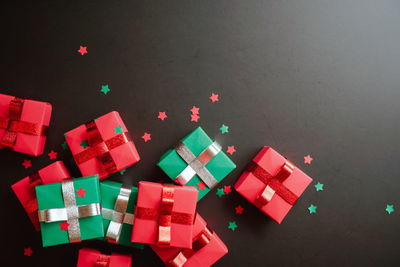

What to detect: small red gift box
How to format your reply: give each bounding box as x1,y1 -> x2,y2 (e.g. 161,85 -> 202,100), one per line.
11,161 -> 71,231
152,213 -> 228,267
65,111 -> 140,180
0,94 -> 51,156
234,146 -> 312,223
77,248 -> 132,267
132,181 -> 198,248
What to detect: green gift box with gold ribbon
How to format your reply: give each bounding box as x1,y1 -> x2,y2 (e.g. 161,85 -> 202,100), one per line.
36,175 -> 104,247
157,127 -> 236,200
99,180 -> 144,249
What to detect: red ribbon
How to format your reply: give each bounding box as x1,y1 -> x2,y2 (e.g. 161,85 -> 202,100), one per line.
73,121 -> 131,174
135,185 -> 195,247
25,171 -> 43,215
0,97 -> 48,149
247,161 -> 298,207
95,254 -> 110,267
167,224 -> 213,267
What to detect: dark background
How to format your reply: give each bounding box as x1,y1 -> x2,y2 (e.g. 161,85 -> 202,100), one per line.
1,1 -> 399,266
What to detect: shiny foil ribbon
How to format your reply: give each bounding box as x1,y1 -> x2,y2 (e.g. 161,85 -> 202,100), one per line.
25,171 -> 44,216
174,141 -> 221,189
102,186 -> 133,243
247,161 -> 298,207
95,254 -> 111,267
38,178 -> 101,243
73,120 -> 131,174
0,97 -> 48,149
167,224 -> 214,267
135,185 -> 195,247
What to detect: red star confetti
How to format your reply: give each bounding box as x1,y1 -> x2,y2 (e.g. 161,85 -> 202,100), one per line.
197,181 -> 206,190
142,132 -> 151,142
223,185 -> 232,195
209,93 -> 219,103
77,46 -> 87,56
235,205 -> 244,214
227,145 -> 236,155
24,247 -> 33,256
76,187 -> 87,198
190,106 -> 199,115
304,154 -> 313,164
191,114 -> 200,122
60,221 -> 70,231
158,111 -> 167,121
48,150 -> 57,160
22,159 -> 31,169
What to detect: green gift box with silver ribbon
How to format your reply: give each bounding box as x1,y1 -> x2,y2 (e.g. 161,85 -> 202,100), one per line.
99,180 -> 144,249
36,175 -> 104,247
157,127 -> 236,200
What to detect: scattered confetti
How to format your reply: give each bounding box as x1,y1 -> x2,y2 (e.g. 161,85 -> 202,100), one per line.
197,181 -> 206,190
22,159 -> 31,169
304,154 -> 313,165
235,205 -> 244,214
61,141 -> 68,150
158,111 -> 167,121
80,140 -> 89,149
228,221 -> 238,231
76,187 -> 87,198
60,221 -> 70,231
100,84 -> 110,95
142,132 -> 151,142
190,106 -> 199,115
114,125 -> 123,134
120,167 -> 127,175
209,93 -> 219,103
220,124 -> 229,134
386,204 -> 394,214
315,182 -> 324,191
48,150 -> 57,160
216,188 -> 225,197
227,145 -> 236,155
191,114 -> 200,122
77,46 -> 87,56
308,204 -> 317,214
223,185 -> 232,195
24,247 -> 33,256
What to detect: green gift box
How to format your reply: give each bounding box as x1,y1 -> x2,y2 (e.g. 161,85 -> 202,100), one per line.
99,180 -> 144,249
157,127 -> 236,200
36,175 -> 104,247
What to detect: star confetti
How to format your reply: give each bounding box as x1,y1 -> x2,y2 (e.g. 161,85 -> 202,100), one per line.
48,150 -> 57,160
142,132 -> 151,142
191,114 -> 200,122
386,204 -> 394,214
220,124 -> 229,134
158,111 -> 167,121
120,167 -> 127,175
80,140 -> 89,149
216,188 -> 225,197
304,154 -> 313,164
114,125 -> 123,134
60,221 -> 70,231
235,205 -> 244,214
223,185 -> 232,195
77,46 -> 87,56
209,93 -> 219,103
227,145 -> 236,155
22,159 -> 31,169
61,141 -> 68,150
308,204 -> 317,214
190,106 -> 199,115
228,221 -> 238,231
76,187 -> 87,198
24,247 -> 33,256
315,182 -> 324,191
100,84 -> 110,95
197,181 -> 206,190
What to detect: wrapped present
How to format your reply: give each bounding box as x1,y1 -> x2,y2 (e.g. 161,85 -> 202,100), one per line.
11,161 -> 71,231
36,175 -> 104,247
234,146 -> 313,223
77,248 -> 132,267
99,180 -> 143,249
157,127 -> 236,201
65,111 -> 140,180
152,213 -> 228,267
131,181 -> 198,248
0,94 -> 51,156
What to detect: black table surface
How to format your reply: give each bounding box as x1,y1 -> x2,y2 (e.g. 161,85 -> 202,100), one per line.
1,1 -> 399,266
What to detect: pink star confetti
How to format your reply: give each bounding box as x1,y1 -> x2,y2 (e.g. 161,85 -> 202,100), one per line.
197,181 -> 206,190
22,159 -> 31,169
24,247 -> 33,256
227,145 -> 236,155
77,46 -> 87,56
158,111 -> 167,121
142,132 -> 151,142
304,154 -> 313,164
48,150 -> 57,160
209,93 -> 219,103
223,185 -> 232,195
60,221 -> 70,231
235,205 -> 244,214
76,187 -> 87,198
191,114 -> 200,122
190,106 -> 199,115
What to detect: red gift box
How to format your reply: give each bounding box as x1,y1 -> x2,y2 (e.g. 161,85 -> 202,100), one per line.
132,181 -> 198,248
11,161 -> 71,231
77,248 -> 132,267
65,111 -> 140,180
0,94 -> 51,156
234,146 -> 312,223
152,213 -> 228,267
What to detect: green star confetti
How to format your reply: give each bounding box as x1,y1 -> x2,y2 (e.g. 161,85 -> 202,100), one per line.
315,182 -> 324,191
100,84 -> 110,95
61,141 -> 68,150
120,166 -> 127,175
64,133 -> 67,139
308,204 -> 317,214
228,221 -> 238,231
386,204 -> 394,214
220,124 -> 229,134
80,140 -> 89,149
114,125 -> 123,134
216,188 -> 225,197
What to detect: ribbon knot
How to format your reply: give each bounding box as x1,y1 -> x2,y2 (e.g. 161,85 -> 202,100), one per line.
95,254 -> 110,267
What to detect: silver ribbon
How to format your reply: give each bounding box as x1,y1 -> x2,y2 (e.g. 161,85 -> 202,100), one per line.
103,186 -> 132,243
174,141 -> 221,189
38,178 -> 101,243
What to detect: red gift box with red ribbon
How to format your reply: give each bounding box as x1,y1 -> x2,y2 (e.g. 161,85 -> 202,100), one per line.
0,94 -> 51,156
11,161 -> 71,231
77,248 -> 132,267
132,181 -> 198,248
65,111 -> 140,180
152,213 -> 228,267
234,146 -> 313,223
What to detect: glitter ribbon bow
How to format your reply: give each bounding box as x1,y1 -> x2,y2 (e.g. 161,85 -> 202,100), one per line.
24,171 -> 44,217
94,254 -> 111,267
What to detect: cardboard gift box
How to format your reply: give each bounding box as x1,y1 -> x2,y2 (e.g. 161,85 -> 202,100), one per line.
0,93 -> 51,156
11,161 -> 71,231
65,111 -> 140,180
131,181 -> 198,248
152,213 -> 228,267
99,180 -> 144,249
77,248 -> 132,267
157,127 -> 236,201
36,175 -> 104,247
234,146 -> 313,223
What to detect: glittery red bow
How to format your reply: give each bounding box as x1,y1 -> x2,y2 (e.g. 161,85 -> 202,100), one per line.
167,224 -> 213,267
0,97 -> 48,149
247,161 -> 298,207
25,171 -> 43,216
135,185 -> 195,247
94,254 -> 110,267
73,120 -> 131,174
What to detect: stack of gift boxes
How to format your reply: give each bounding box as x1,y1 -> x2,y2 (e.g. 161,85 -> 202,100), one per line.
4,93 -> 313,267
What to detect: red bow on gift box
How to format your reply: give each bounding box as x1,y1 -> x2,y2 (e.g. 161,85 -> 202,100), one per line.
24,171 -> 44,218
0,97 -> 48,149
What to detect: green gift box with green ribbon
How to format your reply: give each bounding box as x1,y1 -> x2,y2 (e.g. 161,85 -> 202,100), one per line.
99,180 -> 144,249
36,175 -> 104,247
157,127 -> 236,200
